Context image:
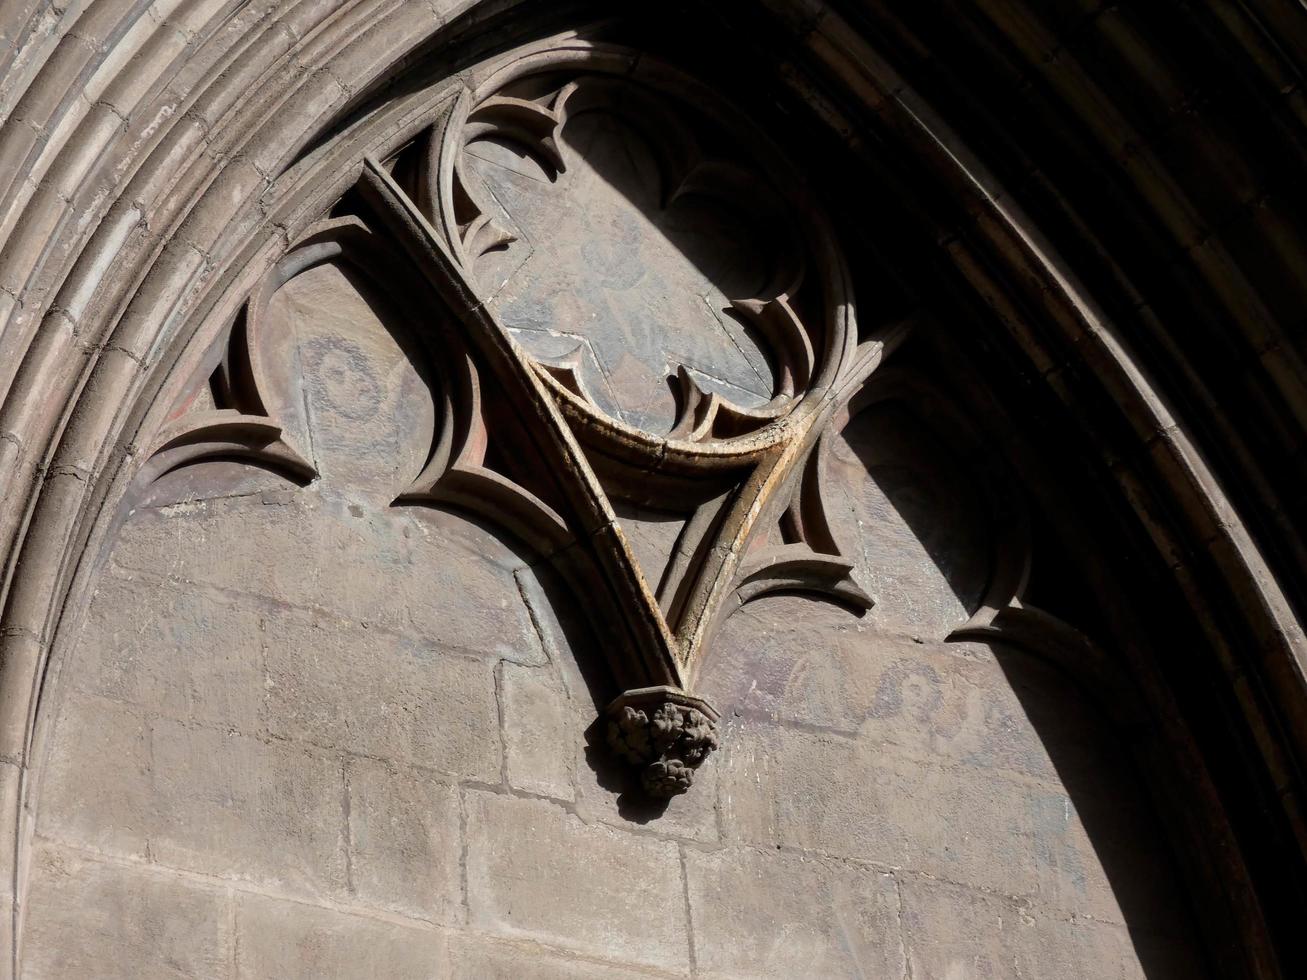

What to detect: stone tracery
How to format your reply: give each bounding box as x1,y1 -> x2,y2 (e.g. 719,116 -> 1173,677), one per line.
0,3 -> 1297,975
137,38 -> 892,796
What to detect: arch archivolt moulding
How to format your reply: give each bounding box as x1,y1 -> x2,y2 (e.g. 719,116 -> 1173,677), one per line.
0,4 -> 1299,977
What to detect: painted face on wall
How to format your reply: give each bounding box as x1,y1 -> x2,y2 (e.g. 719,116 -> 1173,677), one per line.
899,671 -> 937,724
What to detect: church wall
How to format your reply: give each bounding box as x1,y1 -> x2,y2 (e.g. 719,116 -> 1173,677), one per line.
0,1 -> 1301,976
19,257 -> 1206,975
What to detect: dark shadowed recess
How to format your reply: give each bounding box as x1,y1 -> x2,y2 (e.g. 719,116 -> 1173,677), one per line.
655,5 -> 1307,977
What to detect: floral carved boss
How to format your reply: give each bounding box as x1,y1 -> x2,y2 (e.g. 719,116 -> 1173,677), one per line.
147,39 -> 892,797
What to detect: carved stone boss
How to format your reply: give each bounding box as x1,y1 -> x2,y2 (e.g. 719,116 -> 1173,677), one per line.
144,40 -> 894,797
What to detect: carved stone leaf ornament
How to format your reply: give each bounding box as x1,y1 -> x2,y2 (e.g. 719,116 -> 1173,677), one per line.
607,687 -> 721,798
143,39 -> 892,797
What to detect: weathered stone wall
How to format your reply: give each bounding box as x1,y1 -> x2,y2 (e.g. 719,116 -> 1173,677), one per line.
10,0 -> 1305,975
3,0 -> 1307,974
25,500 -> 1207,978
18,250 -> 1207,976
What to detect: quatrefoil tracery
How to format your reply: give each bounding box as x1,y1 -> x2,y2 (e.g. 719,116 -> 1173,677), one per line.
438,45 -> 857,456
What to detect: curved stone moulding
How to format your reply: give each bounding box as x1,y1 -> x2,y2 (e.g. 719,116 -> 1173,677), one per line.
0,5 -> 1302,974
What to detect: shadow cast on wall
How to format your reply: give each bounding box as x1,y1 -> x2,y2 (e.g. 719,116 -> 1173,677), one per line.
7,10 -> 1251,977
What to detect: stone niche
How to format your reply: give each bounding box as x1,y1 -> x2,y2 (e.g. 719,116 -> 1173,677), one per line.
18,33 -> 1211,980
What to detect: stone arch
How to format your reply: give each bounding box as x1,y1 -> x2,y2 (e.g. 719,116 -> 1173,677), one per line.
0,2 -> 1303,977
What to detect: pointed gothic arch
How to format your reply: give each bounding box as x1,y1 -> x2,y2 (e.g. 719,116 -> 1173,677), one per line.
0,2 -> 1304,976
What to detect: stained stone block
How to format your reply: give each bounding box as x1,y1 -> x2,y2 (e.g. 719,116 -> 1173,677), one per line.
717,719 -> 1128,923
447,935 -> 680,979
500,662 -> 575,800
704,605 -> 1071,783
42,696 -> 348,899
262,608 -> 501,781
345,756 -> 463,922
37,693 -> 154,860
22,846 -> 230,980
464,790 -> 690,971
685,846 -> 905,979
513,564 -> 599,685
898,877 -> 1207,980
110,494 -> 544,664
698,594 -> 879,730
235,893 -> 445,980
146,716 -> 348,898
900,877 -> 1051,979
72,570 -> 263,731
